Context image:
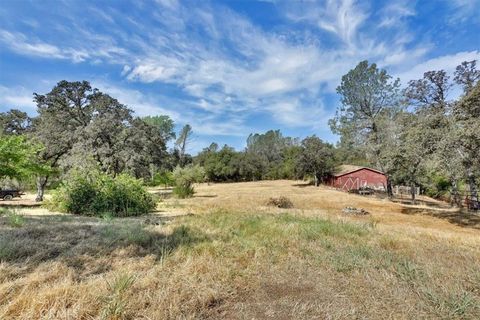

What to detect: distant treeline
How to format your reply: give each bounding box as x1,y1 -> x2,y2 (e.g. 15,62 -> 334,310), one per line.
1,59 -> 479,205
194,131 -> 335,185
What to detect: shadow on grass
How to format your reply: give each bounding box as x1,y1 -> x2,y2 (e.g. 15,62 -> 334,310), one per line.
0,214 -> 209,272
291,182 -> 314,188
400,207 -> 480,230
392,198 -> 449,209
0,201 -> 42,209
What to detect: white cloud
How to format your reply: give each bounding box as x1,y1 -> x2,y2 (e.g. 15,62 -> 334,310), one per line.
379,1 -> 415,28
447,0 -> 480,24
397,50 -> 480,83
92,81 -> 253,138
155,0 -> 179,10
282,0 -> 367,47
0,85 -> 36,112
0,30 -> 65,59
93,81 -> 181,120
0,27 -> 127,63
112,1 -> 434,129
1,0 -> 475,142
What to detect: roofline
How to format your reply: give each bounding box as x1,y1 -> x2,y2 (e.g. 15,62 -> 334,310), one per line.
333,167 -> 385,177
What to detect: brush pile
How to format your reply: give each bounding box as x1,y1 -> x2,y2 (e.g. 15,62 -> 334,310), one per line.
342,206 -> 369,215
267,196 -> 294,208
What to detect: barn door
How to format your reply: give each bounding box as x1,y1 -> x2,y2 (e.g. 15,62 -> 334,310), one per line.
342,177 -> 359,191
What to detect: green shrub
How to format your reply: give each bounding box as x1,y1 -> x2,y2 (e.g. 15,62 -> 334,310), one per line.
1,208 -> 25,227
173,184 -> 195,198
172,165 -> 205,198
145,170 -> 175,188
48,171 -> 155,217
7,211 -> 25,228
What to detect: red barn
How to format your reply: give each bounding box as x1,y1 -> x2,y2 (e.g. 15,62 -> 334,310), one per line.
327,165 -> 387,192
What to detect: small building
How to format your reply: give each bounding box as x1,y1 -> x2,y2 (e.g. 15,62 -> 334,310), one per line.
327,165 -> 387,192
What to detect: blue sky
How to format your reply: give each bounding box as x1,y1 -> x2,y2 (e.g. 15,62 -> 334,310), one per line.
1,0 -> 479,153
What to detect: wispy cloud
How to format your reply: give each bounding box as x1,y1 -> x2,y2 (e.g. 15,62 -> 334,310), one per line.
281,0 -> 367,46
397,50 -> 480,84
0,30 -> 65,59
446,0 -> 480,24
379,1 -> 415,28
0,0 -> 477,147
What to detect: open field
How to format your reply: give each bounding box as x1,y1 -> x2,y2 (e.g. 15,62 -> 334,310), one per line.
1,180 -> 479,319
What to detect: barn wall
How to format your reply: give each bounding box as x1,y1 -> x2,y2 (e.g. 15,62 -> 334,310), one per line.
332,169 -> 387,191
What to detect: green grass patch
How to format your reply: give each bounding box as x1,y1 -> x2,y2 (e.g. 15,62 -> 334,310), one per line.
6,211 -> 25,228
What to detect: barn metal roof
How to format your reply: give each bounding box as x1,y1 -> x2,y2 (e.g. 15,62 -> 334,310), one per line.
333,165 -> 385,177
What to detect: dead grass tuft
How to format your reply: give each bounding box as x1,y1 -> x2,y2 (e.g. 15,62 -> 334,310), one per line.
266,196 -> 294,208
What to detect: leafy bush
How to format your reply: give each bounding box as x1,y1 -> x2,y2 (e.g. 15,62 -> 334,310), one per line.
172,165 -> 205,198
48,171 -> 155,217
145,171 -> 174,188
266,196 -> 294,208
424,174 -> 453,199
1,208 -> 25,227
173,184 -> 195,199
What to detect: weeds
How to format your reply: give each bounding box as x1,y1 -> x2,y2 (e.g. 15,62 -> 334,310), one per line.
101,273 -> 136,320
0,207 -> 24,228
6,211 -> 25,228
423,288 -> 478,318
330,244 -> 373,272
101,212 -> 115,222
395,259 -> 423,284
300,218 -> 370,240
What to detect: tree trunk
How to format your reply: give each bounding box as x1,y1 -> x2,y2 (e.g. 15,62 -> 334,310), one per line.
410,183 -> 416,205
450,179 -> 461,207
467,169 -> 478,210
314,170 -> 318,187
386,176 -> 393,198
35,176 -> 48,202
150,164 -> 155,182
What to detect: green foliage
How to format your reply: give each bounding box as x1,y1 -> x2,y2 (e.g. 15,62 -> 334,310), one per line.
297,136 -> 336,186
101,273 -> 136,320
0,207 -> 9,216
142,115 -> 176,142
246,130 -> 299,180
0,207 -> 25,228
195,131 -> 303,183
0,109 -> 32,135
172,164 -> 205,198
175,124 -> 193,167
31,80 -> 170,200
173,184 -> 195,198
6,210 -> 25,228
0,135 -> 49,180
48,171 -> 155,216
146,171 -> 174,188
424,174 -> 453,198
196,144 -> 241,182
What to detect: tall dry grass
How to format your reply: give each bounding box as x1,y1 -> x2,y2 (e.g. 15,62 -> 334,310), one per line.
0,180 -> 479,319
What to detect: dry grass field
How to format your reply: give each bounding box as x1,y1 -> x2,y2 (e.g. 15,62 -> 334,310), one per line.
1,180 -> 479,319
